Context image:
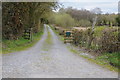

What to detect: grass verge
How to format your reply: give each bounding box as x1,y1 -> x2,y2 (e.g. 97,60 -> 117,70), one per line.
68,47 -> 119,72
2,31 -> 43,54
50,25 -> 119,72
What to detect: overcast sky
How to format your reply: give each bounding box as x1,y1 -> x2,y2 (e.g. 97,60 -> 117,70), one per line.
2,0 -> 120,14
59,0 -> 120,14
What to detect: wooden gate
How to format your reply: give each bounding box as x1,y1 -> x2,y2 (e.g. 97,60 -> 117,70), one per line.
64,30 -> 74,43
24,28 -> 33,41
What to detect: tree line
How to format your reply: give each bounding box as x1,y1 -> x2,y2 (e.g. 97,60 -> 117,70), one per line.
2,2 -> 58,40
2,3 -> 120,40
48,7 -> 119,28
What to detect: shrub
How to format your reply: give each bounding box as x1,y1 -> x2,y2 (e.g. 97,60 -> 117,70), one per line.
48,13 -> 75,28
100,28 -> 119,53
72,26 -> 119,53
76,19 -> 92,27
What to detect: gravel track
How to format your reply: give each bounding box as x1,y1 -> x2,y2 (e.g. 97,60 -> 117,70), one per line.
2,24 -> 118,78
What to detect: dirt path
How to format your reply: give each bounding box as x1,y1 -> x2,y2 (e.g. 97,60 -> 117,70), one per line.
2,24 -> 118,78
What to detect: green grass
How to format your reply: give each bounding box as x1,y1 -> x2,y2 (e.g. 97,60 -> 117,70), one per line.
96,52 -> 120,67
2,31 -> 43,54
94,26 -> 106,37
94,26 -> 119,37
69,47 -> 119,72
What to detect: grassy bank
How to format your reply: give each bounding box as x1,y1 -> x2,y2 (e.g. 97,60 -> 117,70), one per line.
68,46 -> 119,72
96,52 -> 119,68
50,25 -> 119,72
2,31 -> 43,54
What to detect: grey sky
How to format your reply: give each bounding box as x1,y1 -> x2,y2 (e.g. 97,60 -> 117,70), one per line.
2,0 -> 119,14
59,0 -> 119,14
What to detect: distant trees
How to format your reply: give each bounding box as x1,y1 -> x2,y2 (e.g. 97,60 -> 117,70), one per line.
65,7 -> 94,22
53,7 -> 118,27
2,2 -> 58,40
48,7 -> 95,27
76,20 -> 91,27
48,12 -> 75,28
65,7 -> 94,27
48,7 -> 118,28
96,13 -> 117,26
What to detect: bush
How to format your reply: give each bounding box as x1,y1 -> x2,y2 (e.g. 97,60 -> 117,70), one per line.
76,19 -> 92,27
73,29 -> 89,47
48,13 -> 75,28
72,26 -> 119,53
100,28 -> 119,53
